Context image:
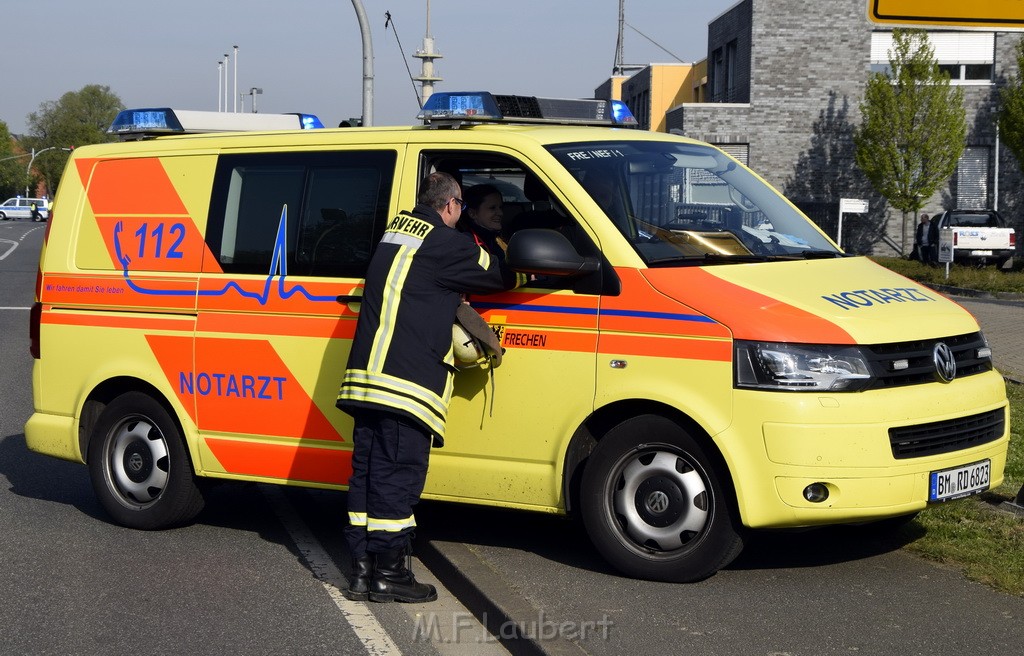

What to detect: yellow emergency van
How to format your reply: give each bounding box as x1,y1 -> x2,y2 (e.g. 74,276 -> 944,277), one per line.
26,92 -> 1009,582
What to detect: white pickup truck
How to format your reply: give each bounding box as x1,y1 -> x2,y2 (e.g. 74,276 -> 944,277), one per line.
933,209 -> 1016,269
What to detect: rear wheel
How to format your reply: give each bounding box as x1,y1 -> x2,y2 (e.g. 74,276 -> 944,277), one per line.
87,392 -> 204,529
580,414 -> 743,582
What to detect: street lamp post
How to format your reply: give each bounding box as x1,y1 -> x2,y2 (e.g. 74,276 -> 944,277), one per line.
25,147 -> 72,197
350,0 -> 374,127
26,147 -> 55,197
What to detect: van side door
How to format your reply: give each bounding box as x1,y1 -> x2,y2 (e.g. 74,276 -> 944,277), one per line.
193,148 -> 400,486
409,147 -> 603,510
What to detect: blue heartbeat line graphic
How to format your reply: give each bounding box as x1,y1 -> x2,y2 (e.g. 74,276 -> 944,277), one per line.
113,205 -> 338,305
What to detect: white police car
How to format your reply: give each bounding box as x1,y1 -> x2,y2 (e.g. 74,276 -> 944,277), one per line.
0,197 -> 50,221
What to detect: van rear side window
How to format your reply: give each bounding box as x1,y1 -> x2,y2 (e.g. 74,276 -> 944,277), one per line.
207,151 -> 397,278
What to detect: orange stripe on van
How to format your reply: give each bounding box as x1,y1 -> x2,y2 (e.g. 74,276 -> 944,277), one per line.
198,313 -> 356,339
146,335 -> 343,442
642,267 -> 856,344
205,439 -> 352,486
79,157 -> 188,215
42,274 -> 198,312
598,333 -> 731,361
602,268 -> 730,339
42,311 -> 193,333
498,327 -> 597,353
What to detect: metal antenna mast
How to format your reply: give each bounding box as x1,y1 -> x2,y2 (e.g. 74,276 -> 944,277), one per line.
613,0 -> 625,75
412,0 -> 443,107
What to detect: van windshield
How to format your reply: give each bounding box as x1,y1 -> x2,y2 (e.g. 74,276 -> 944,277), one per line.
546,141 -> 840,265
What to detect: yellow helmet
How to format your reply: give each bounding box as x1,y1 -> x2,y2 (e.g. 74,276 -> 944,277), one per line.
452,323 -> 486,367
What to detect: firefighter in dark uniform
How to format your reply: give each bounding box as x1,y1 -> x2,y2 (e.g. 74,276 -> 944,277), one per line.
336,171 -> 519,603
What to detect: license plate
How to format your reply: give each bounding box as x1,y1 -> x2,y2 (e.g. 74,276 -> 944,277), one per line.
969,249 -> 993,256
929,460 -> 990,502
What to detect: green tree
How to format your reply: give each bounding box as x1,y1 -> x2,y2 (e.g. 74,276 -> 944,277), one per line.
854,28 -> 967,255
999,37 -> 1024,177
24,84 -> 124,195
0,120 -> 26,199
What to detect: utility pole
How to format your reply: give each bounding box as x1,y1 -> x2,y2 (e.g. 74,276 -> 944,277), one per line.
350,0 -> 374,126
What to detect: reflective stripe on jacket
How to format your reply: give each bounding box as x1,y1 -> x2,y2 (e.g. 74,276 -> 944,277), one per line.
337,204 -> 515,444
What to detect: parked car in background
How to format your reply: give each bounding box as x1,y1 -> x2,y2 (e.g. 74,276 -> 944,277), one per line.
932,209 -> 1016,269
0,197 -> 50,221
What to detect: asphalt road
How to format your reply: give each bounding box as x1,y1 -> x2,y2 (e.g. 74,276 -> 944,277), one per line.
3,219 -> 1024,656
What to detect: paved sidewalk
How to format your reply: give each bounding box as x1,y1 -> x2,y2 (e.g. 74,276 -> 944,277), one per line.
949,295 -> 1024,384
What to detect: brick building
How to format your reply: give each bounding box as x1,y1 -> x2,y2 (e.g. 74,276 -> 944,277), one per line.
607,0 -> 1024,256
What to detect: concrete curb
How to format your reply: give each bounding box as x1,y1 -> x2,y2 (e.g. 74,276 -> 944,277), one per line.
927,283 -> 1024,302
418,539 -> 589,656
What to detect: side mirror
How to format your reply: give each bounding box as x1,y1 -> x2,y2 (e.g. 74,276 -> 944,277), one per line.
506,229 -> 599,277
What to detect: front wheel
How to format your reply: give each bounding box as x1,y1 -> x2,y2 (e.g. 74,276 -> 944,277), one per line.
580,415 -> 743,582
87,392 -> 204,529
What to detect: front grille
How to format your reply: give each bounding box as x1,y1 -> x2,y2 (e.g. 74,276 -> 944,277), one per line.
864,332 -> 992,390
889,408 -> 1005,459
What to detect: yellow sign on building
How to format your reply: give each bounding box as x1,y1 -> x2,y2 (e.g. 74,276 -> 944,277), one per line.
870,0 -> 1024,28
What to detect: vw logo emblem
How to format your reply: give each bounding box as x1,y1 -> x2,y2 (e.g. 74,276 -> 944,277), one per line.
646,490 -> 671,515
933,342 -> 957,383
128,452 -> 145,472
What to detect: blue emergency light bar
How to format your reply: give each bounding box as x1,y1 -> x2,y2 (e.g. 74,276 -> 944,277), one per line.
417,92 -> 638,128
108,108 -> 325,139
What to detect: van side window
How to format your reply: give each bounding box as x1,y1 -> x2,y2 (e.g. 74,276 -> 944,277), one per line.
420,149 -> 600,266
207,151 -> 396,277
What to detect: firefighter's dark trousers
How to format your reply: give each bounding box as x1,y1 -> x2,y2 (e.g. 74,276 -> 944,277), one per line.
345,410 -> 431,557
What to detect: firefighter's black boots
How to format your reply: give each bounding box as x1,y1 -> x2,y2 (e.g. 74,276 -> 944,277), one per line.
368,548 -> 438,603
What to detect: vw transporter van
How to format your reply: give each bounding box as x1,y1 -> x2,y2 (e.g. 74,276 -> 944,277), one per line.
25,92 -> 1009,582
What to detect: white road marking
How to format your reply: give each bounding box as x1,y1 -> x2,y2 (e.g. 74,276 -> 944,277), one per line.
260,485 -> 400,656
0,239 -> 17,260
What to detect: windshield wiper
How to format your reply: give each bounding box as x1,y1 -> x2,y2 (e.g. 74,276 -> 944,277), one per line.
702,252 -> 772,263
798,250 -> 845,259
646,253 -> 774,266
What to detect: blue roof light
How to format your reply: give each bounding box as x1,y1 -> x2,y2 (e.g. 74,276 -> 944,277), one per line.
609,100 -> 638,126
109,108 -> 184,135
108,108 -> 324,139
418,92 -> 638,128
298,113 -> 325,129
418,92 -> 504,122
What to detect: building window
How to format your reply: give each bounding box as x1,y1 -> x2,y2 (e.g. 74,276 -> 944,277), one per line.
710,40 -> 739,102
870,31 -> 994,84
956,146 -> 989,209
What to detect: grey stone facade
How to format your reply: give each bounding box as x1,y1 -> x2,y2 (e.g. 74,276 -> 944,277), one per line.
666,0 -> 1023,256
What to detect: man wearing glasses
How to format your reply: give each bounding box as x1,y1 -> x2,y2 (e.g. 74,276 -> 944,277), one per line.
337,171 -> 518,604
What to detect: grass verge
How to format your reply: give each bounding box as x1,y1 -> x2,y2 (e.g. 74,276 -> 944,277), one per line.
870,256 -> 1024,595
872,256 -> 1024,295
899,379 -> 1024,596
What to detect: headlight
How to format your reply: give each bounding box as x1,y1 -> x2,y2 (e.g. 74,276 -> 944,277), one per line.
735,341 -> 874,392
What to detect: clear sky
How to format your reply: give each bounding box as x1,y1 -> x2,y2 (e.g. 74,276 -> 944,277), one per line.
1,0 -> 731,135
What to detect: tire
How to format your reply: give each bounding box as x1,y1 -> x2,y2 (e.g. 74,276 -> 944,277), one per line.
87,392 -> 204,529
580,414 -> 743,582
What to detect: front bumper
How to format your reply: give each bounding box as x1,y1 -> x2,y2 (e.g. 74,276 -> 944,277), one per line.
718,369 -> 1009,528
